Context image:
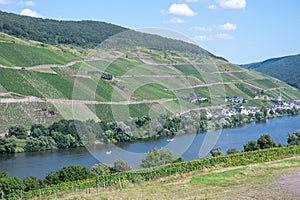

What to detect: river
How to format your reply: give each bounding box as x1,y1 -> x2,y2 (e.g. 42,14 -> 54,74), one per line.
0,115 -> 299,179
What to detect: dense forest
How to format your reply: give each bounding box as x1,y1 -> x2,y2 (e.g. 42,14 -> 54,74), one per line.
244,54 -> 300,89
0,11 -> 127,48
0,11 -> 223,58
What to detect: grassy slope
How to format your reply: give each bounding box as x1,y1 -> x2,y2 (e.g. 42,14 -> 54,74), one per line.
0,42 -> 77,67
58,157 -> 300,200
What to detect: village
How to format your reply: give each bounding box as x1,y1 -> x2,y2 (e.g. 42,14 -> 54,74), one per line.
182,95 -> 300,119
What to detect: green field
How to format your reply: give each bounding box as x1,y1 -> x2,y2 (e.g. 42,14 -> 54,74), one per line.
0,42 -> 77,67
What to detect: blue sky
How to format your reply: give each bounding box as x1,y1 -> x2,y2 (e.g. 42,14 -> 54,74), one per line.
1,0 -> 300,64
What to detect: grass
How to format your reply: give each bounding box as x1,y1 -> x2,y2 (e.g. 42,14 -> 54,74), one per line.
134,83 -> 176,100
232,71 -> 256,80
104,57 -> 143,76
58,157 -> 300,200
173,64 -> 204,82
190,167 -> 247,186
0,68 -> 42,97
0,42 -> 77,67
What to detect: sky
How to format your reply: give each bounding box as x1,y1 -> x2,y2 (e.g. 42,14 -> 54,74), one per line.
0,0 -> 300,64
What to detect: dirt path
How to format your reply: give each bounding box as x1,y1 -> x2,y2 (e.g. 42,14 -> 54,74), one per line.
275,170 -> 300,198
169,81 -> 234,91
0,96 -> 178,105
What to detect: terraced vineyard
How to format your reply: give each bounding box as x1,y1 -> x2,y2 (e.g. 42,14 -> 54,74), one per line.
0,33 -> 300,133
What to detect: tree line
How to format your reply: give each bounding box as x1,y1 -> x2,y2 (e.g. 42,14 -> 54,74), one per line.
0,106 -> 299,154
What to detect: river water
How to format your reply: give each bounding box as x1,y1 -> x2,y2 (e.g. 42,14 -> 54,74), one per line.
0,115 -> 299,179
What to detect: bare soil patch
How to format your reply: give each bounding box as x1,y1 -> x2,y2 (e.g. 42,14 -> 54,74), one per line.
275,170 -> 300,198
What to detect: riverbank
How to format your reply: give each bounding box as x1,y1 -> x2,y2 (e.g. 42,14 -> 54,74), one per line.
0,107 -> 299,155
12,146 -> 300,199
1,115 -> 300,179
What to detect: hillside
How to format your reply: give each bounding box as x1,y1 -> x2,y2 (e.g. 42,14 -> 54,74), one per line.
0,12 -> 300,133
244,54 -> 300,89
0,33 -> 79,67
0,11 -> 216,57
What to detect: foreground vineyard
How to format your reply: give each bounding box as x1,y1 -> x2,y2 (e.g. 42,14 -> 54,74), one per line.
20,145 -> 300,199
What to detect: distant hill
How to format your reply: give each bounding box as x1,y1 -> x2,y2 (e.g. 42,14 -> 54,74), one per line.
244,54 -> 300,89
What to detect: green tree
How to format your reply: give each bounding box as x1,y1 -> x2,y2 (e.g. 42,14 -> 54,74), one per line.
0,177 -> 25,198
287,130 -> 300,146
91,164 -> 111,176
57,165 -> 94,182
210,147 -> 224,157
257,134 -> 276,149
243,140 -> 260,152
8,126 -> 27,139
0,171 -> 7,179
44,172 -> 59,186
23,176 -> 41,192
0,138 -> 17,153
140,148 -> 177,168
227,148 -> 239,155
113,159 -> 132,172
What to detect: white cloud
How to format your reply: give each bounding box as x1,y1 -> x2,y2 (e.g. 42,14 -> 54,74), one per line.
190,26 -> 213,31
219,22 -> 237,30
168,3 -> 196,16
208,4 -> 217,9
217,0 -> 246,9
166,17 -> 185,24
18,0 -> 35,6
216,33 -> 234,39
0,0 -> 10,4
194,33 -> 234,41
194,35 -> 213,41
21,9 -> 42,18
185,0 -> 200,2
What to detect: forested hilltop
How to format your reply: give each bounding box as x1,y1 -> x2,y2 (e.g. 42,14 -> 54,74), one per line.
0,11 -> 217,57
0,11 -> 127,47
244,54 -> 300,89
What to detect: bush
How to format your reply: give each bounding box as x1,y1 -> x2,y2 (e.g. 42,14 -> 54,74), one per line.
140,148 -> 177,168
227,148 -> 239,155
257,134 -> 276,149
244,140 -> 260,152
210,147 -> 224,157
113,159 -> 132,172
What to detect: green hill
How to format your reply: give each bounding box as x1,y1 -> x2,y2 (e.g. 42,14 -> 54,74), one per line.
0,10 -> 218,57
0,12 -> 300,132
244,54 -> 300,89
0,41 -> 78,67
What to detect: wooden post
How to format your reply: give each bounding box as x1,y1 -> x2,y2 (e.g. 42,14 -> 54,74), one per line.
119,178 -> 122,190
97,184 -> 99,193
39,189 -> 41,200
1,192 -> 4,200
55,188 -> 58,199
103,181 -> 106,192
20,190 -> 22,200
